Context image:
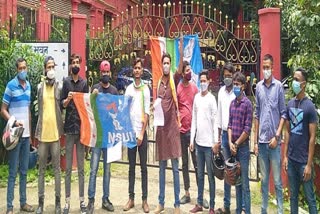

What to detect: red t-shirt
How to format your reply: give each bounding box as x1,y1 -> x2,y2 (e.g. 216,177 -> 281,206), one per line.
177,82 -> 198,133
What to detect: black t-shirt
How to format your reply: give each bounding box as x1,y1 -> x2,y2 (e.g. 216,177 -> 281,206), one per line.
91,82 -> 118,95
61,76 -> 89,134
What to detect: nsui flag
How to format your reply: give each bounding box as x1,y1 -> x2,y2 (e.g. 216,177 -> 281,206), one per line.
150,34 -> 203,96
73,92 -> 137,149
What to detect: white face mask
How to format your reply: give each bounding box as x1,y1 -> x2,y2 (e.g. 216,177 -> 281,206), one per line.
47,69 -> 55,79
200,82 -> 208,92
163,64 -> 170,75
263,69 -> 272,80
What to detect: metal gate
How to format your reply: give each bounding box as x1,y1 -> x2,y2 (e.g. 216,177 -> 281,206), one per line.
86,2 -> 260,182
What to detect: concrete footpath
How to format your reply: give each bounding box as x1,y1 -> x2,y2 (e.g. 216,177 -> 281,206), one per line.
0,164 -> 280,214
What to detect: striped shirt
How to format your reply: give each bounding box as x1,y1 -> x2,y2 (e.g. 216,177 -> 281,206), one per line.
2,77 -> 31,137
228,96 -> 253,142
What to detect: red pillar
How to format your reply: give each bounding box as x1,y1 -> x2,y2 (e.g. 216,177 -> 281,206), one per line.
36,0 -> 51,41
258,8 -> 281,80
0,0 -> 17,30
259,9 -> 288,196
70,13 -> 87,79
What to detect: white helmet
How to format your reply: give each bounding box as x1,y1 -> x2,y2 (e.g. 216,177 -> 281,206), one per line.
2,116 -> 24,150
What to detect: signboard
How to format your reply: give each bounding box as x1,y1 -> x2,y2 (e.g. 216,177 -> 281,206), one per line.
22,42 -> 69,82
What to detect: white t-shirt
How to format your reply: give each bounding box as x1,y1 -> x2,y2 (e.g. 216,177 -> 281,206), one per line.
217,85 -> 236,131
190,91 -> 218,147
125,83 -> 150,137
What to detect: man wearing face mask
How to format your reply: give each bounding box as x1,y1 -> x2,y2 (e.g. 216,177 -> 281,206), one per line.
283,68 -> 318,214
189,71 -> 219,214
154,53 -> 181,214
176,60 -> 199,205
35,56 -> 64,214
1,58 -> 34,214
254,54 -> 285,214
228,72 -> 252,214
215,62 -> 236,214
86,60 -> 118,214
61,54 -> 89,214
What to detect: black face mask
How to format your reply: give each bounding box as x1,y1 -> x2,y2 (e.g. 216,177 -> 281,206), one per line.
71,66 -> 80,75
100,75 -> 110,84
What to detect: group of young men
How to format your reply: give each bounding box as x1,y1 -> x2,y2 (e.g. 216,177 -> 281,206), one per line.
1,50 -> 318,214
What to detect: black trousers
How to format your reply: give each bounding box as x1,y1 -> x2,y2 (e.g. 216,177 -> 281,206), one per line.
128,132 -> 148,200
180,131 -> 198,191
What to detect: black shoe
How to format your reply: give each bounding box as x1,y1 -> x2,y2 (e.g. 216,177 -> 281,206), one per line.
203,198 -> 209,209
80,201 -> 87,214
180,195 -> 191,204
102,198 -> 114,212
86,198 -> 94,214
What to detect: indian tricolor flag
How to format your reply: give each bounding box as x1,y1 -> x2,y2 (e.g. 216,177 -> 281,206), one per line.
73,92 -> 136,154
150,34 -> 203,96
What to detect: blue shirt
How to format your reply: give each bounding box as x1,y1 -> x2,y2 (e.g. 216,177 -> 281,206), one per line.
285,97 -> 318,164
2,76 -> 31,137
255,77 -> 286,143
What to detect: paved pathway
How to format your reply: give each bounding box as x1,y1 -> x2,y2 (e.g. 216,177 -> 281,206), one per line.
0,164 -> 281,213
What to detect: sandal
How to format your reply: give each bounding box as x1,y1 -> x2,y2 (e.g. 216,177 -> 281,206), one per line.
20,203 -> 35,212
6,210 -> 13,214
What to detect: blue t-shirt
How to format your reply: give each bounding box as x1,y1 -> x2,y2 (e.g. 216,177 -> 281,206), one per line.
2,77 -> 31,137
285,97 -> 318,163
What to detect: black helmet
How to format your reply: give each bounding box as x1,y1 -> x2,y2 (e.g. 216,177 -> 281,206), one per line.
224,157 -> 241,186
212,151 -> 225,180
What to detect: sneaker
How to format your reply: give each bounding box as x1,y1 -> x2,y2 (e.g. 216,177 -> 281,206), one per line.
203,199 -> 209,209
215,207 -> 230,214
189,204 -> 203,213
63,204 -> 69,214
209,208 -> 215,214
102,198 -> 114,212
80,201 -> 87,214
180,195 -> 191,204
86,199 -> 94,214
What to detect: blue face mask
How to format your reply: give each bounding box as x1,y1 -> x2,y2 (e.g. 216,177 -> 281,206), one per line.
18,70 -> 28,81
233,86 -> 242,97
292,80 -> 304,95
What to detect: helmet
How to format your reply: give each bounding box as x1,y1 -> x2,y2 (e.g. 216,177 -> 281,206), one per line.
2,116 -> 24,150
99,60 -> 110,73
212,151 -> 225,180
28,145 -> 38,169
224,157 -> 241,186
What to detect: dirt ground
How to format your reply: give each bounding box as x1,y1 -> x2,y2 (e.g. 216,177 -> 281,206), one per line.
0,162 -> 284,214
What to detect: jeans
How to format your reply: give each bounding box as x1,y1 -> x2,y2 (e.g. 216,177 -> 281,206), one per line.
65,134 -> 85,202
180,131 -> 198,191
158,158 -> 180,207
88,147 -> 111,200
258,143 -> 283,214
38,141 -> 61,198
221,131 -> 231,208
128,132 -> 148,200
7,137 -> 30,210
287,158 -> 318,214
196,144 -> 215,209
235,143 -> 250,214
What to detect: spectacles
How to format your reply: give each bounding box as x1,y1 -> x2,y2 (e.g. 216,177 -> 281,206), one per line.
47,65 -> 55,69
